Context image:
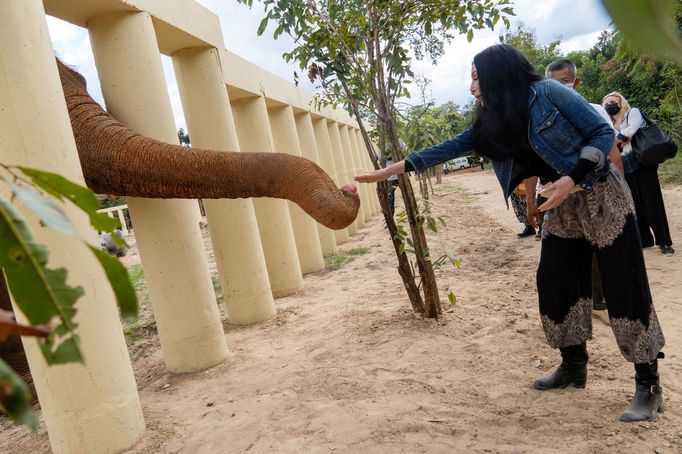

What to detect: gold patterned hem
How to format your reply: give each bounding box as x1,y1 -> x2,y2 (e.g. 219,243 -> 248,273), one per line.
541,297 -> 593,348
611,308 -> 666,363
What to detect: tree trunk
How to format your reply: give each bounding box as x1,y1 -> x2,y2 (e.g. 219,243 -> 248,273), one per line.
394,172 -> 441,318
435,165 -> 443,184
345,99 -> 425,315
375,182 -> 425,313
342,76 -> 440,318
382,112 -> 441,319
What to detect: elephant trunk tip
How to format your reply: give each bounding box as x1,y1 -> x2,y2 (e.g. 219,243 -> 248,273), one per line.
340,183 -> 358,197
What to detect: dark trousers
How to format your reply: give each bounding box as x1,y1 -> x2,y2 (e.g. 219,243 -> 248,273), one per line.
537,168 -> 664,363
625,165 -> 673,247
538,216 -> 664,362
591,253 -> 607,310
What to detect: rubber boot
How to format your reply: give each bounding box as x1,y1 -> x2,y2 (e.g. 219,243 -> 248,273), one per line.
619,360 -> 663,422
533,343 -> 588,390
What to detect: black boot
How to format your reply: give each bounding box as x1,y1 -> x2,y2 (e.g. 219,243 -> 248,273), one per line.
619,360 -> 663,422
533,343 -> 588,390
517,225 -> 536,238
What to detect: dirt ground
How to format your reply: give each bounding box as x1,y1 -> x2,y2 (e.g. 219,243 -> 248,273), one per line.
2,169 -> 681,453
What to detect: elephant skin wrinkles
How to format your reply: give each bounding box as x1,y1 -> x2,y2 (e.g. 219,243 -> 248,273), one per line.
57,59 -> 360,231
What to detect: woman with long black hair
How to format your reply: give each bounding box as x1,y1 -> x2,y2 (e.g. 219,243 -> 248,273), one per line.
355,44 -> 665,422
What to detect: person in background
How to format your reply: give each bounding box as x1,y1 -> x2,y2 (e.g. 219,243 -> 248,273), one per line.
603,91 -> 675,256
356,44 -> 665,422
511,182 -> 536,238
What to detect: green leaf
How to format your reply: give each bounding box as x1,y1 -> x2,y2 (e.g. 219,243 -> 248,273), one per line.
0,359 -> 38,431
88,246 -> 138,321
39,335 -> 82,365
257,16 -> 269,35
12,184 -> 77,237
602,0 -> 682,66
448,292 -> 457,305
0,195 -> 83,364
18,167 -> 120,233
427,216 -> 438,233
467,29 -> 474,42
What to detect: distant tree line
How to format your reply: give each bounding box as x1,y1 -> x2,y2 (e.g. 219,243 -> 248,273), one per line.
398,3 -> 682,181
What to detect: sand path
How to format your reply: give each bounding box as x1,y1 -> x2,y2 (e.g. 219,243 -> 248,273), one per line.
2,170 -> 681,453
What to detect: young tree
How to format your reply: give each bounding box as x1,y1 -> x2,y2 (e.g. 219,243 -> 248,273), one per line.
238,0 -> 513,318
500,23 -> 562,75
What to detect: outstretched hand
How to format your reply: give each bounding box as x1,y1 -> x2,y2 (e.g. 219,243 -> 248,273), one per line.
538,176 -> 575,212
354,169 -> 388,183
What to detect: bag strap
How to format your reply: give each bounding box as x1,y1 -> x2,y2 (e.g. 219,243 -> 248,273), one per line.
637,109 -> 655,127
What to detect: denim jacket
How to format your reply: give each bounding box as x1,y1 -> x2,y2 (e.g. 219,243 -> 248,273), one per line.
405,79 -> 615,201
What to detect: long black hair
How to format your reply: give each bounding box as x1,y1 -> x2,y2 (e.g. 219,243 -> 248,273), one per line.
471,44 -> 543,161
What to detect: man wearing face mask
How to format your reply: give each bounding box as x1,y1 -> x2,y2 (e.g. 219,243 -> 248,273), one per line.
524,59 -> 624,327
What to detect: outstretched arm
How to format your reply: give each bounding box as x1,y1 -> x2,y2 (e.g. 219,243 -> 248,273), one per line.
355,160 -> 406,183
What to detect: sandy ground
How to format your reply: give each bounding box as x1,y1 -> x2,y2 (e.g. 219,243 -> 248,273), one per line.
1,169 -> 681,453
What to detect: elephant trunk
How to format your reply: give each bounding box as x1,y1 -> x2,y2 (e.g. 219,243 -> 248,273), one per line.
58,61 -> 359,230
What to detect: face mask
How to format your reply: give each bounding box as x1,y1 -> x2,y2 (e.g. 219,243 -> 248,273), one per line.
605,103 -> 621,115
563,82 -> 575,90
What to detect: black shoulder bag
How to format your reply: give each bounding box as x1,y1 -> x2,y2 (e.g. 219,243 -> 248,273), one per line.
630,110 -> 678,166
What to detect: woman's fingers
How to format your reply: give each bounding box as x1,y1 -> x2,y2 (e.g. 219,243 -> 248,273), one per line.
354,172 -> 384,183
538,196 -> 557,212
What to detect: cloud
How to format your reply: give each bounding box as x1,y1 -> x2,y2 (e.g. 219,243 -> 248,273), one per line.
405,0 -> 612,106
46,0 -> 613,128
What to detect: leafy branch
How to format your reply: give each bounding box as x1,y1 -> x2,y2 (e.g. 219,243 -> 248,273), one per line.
0,163 -> 138,429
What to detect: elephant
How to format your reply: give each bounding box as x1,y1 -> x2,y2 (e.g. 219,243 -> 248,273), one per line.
0,60 -> 361,392
57,60 -> 360,230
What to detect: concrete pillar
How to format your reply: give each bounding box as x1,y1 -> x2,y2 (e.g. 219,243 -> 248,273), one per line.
230,96 -> 304,296
294,112 -> 337,256
267,105 -> 324,274
348,127 -> 373,221
171,47 -> 275,324
327,121 -> 357,235
89,11 -> 228,372
339,125 -> 367,227
312,117 -> 350,244
0,2 -> 144,452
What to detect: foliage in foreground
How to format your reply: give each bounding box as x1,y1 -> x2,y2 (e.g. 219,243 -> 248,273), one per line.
0,163 -> 138,429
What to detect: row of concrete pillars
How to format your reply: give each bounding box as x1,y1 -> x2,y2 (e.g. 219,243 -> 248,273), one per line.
0,2 -> 381,452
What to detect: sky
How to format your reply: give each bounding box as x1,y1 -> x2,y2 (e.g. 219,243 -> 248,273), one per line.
47,0 -> 613,132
